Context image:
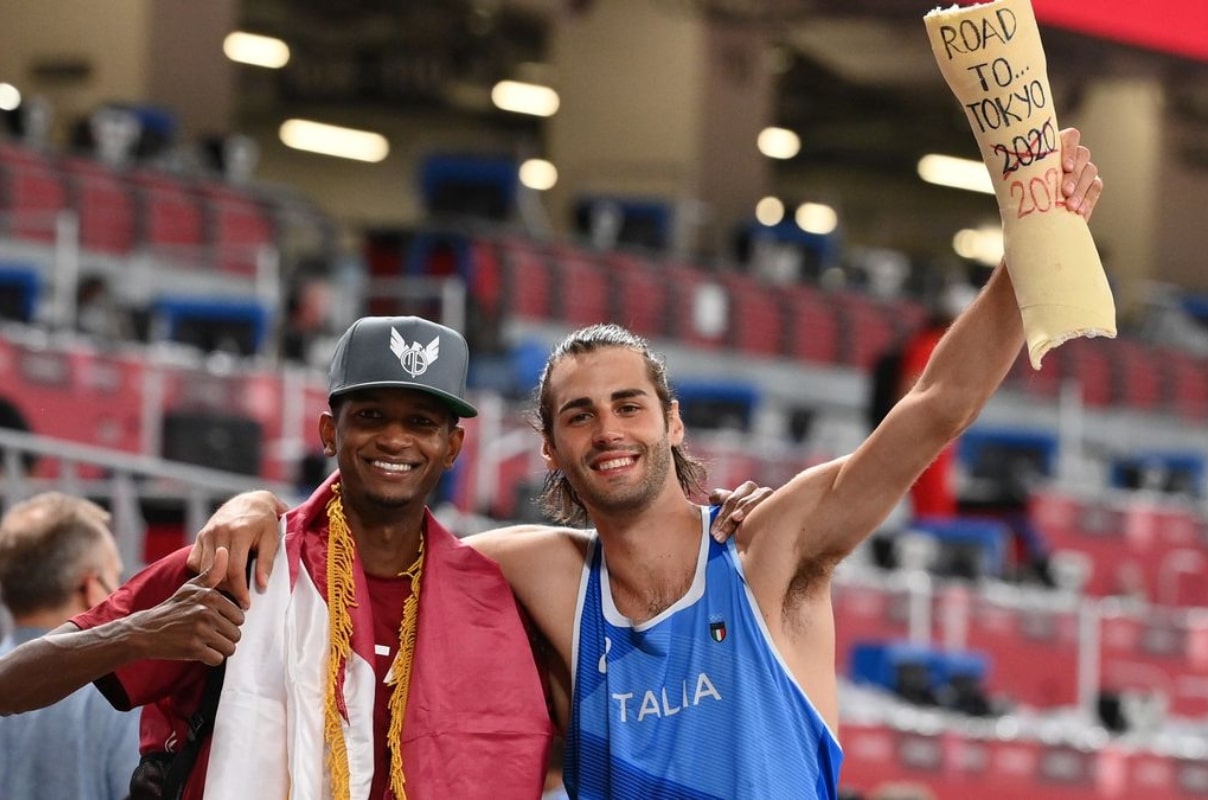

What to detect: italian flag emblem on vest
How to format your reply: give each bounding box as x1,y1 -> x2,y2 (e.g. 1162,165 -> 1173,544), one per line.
709,620 -> 727,643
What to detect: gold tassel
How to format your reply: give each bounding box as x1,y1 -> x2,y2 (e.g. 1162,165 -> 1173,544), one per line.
323,482 -> 423,800
325,485 -> 357,800
387,536 -> 424,800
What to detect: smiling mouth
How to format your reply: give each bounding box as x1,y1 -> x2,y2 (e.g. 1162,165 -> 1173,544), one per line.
593,455 -> 637,471
371,460 -> 417,474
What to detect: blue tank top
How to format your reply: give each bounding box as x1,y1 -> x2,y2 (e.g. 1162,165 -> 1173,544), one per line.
564,506 -> 843,799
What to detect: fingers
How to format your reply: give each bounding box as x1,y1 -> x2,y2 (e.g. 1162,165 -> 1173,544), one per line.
186,533 -> 212,577
191,545 -> 229,590
195,619 -> 242,666
1060,127 -> 1081,172
710,481 -> 763,542
225,544 -> 252,610
1079,176 -> 1104,222
1059,127 -> 1101,219
141,581 -> 244,663
254,552 -> 273,594
716,485 -> 776,541
197,647 -> 227,668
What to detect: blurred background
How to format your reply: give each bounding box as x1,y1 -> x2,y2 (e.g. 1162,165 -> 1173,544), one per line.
1,1 -> 1208,797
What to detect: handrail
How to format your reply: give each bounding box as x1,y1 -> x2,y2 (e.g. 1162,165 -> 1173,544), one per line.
0,426 -> 300,573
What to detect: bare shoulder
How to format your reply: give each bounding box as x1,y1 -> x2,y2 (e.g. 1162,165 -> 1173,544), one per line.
465,524 -> 591,579
466,523 -> 589,555
732,456 -> 849,603
735,456 -> 846,554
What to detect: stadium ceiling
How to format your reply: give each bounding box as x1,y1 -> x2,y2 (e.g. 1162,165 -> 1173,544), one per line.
235,0 -> 1208,179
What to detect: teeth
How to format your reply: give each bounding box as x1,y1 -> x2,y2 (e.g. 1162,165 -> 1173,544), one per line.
373,461 -> 415,473
596,457 -> 633,471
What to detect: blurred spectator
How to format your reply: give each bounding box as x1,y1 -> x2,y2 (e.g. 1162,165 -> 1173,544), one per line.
0,492 -> 139,800
280,273 -> 336,367
76,273 -> 134,343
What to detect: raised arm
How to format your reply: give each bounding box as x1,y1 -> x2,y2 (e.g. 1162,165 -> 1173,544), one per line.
741,128 -> 1103,587
0,548 -> 243,715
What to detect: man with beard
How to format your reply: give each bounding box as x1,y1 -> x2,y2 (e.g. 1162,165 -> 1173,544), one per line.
1,315 -> 762,799
193,125 -> 1106,800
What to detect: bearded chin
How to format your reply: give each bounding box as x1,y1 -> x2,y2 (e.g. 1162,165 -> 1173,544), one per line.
582,438 -> 673,516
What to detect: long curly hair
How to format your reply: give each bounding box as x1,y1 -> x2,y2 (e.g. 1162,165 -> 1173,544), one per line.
528,323 -> 708,526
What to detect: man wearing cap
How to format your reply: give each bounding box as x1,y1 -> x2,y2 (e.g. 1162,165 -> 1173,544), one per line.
0,314 -> 762,799
194,129 -> 1107,799
3,316 -> 555,800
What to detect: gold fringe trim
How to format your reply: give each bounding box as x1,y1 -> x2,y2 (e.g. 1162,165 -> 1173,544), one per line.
323,482 -> 424,800
325,484 -> 357,800
387,536 -> 424,800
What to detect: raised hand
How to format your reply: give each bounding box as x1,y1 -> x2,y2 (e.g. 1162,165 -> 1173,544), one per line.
186,490 -> 287,609
708,480 -> 775,542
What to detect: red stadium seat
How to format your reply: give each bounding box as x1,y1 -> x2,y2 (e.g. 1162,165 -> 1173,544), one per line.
196,182 -> 277,276
0,142 -> 68,243
128,168 -> 206,256
832,579 -> 915,675
782,284 -> 840,365
935,584 -> 1080,709
59,156 -> 137,254
496,236 -> 554,321
1166,350 -> 1208,420
1059,337 -> 1113,408
1111,338 -> 1163,411
549,245 -> 609,326
602,252 -> 667,339
1099,608 -> 1208,719
720,273 -> 783,357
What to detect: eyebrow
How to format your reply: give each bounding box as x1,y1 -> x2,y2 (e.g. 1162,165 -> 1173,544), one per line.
347,391 -> 449,417
557,388 -> 649,417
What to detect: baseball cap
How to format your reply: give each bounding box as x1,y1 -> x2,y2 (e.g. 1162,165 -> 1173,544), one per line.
327,316 -> 478,418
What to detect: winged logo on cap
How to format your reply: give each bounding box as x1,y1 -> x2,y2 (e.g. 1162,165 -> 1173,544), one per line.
390,328 -> 441,378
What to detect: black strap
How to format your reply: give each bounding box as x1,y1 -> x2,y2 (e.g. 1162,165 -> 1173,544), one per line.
159,657 -> 227,800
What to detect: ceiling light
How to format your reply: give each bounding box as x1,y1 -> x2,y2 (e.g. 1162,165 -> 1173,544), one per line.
917,154 -> 993,194
757,127 -> 800,160
279,119 -> 389,162
795,202 -> 837,235
519,158 -> 557,191
0,83 -> 20,112
755,196 -> 784,226
223,32 -> 291,69
491,80 -> 560,117
952,225 -> 1003,265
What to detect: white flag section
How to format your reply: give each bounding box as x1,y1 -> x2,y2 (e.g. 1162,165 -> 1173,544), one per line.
203,525 -> 377,799
925,0 -> 1116,369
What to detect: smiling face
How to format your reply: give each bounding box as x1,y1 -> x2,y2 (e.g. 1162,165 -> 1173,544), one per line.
541,347 -> 685,523
320,388 -> 464,524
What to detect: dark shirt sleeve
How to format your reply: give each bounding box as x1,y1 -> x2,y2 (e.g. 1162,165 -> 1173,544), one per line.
71,545 -> 206,710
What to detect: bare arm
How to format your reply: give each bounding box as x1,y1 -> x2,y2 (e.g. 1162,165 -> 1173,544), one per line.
0,548 -> 244,715
741,128 -> 1103,588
